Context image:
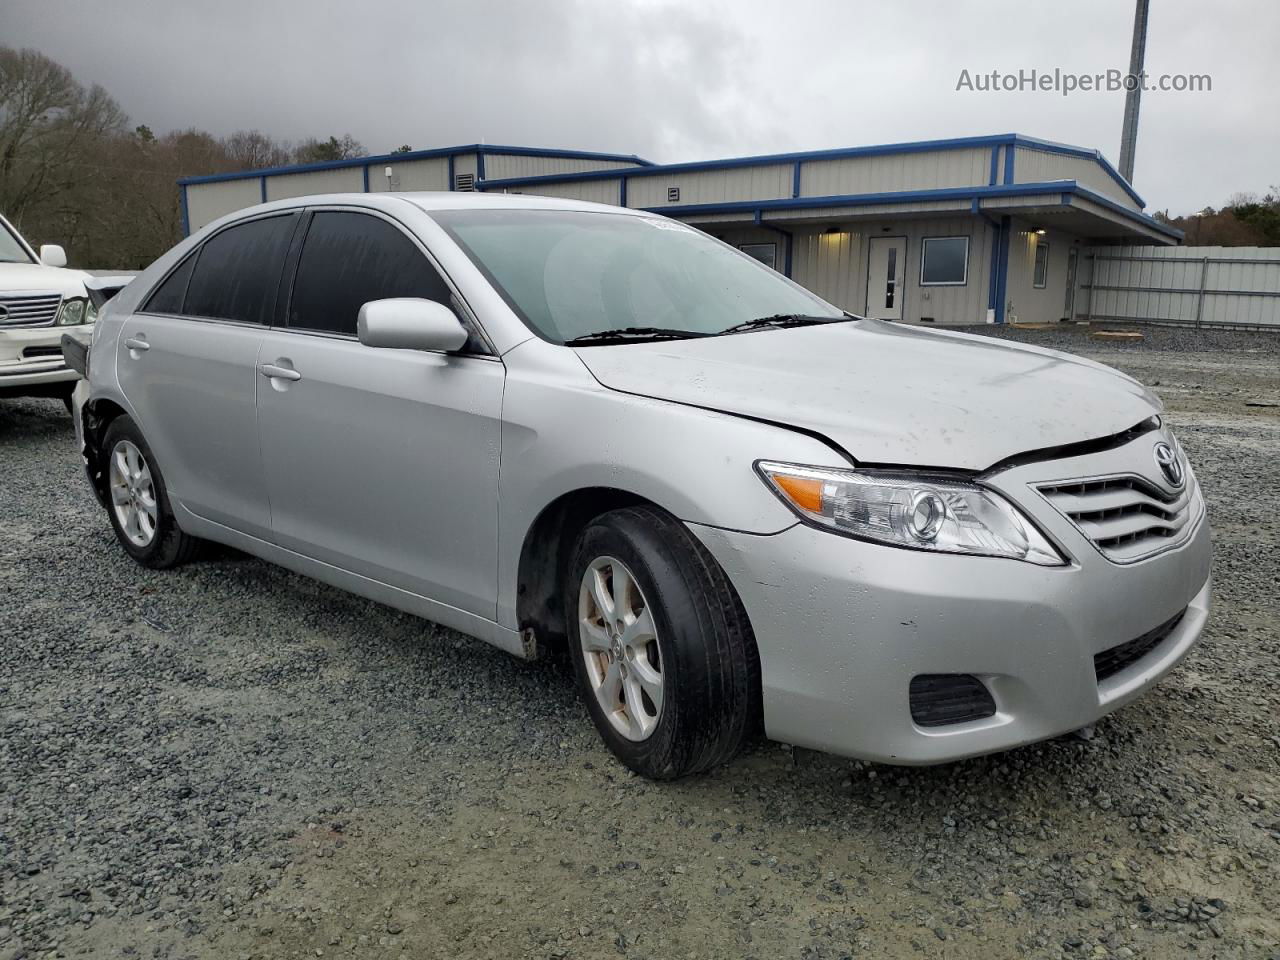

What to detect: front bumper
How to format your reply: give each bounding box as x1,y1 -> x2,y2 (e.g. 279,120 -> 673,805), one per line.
689,436 -> 1213,765
0,325 -> 90,394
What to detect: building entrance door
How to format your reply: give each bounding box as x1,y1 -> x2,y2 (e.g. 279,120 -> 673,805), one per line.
1064,247 -> 1079,320
866,236 -> 906,320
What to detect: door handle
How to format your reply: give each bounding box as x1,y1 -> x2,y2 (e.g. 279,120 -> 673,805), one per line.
259,362 -> 302,382
124,336 -> 150,352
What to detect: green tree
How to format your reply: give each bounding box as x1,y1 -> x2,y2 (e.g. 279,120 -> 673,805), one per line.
1228,188 -> 1280,246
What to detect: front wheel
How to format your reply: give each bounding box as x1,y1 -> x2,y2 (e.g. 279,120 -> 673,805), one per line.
101,416 -> 202,568
567,506 -> 761,779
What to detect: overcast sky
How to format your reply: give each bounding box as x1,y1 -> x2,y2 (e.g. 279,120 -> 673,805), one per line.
4,0 -> 1276,214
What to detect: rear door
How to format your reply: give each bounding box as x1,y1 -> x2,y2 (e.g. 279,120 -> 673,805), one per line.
117,212 -> 298,539
256,208 -> 504,619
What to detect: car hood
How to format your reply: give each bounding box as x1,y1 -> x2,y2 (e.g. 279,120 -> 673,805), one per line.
572,319 -> 1161,471
0,261 -> 91,295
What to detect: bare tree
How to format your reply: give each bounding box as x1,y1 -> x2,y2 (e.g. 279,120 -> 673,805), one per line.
0,46 -> 126,223
222,129 -> 292,171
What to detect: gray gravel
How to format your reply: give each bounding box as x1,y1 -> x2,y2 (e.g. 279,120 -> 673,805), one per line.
2,323 -> 1278,960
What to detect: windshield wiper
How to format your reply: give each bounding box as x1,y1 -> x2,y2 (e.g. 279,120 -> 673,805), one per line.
719,314 -> 848,335
564,326 -> 710,346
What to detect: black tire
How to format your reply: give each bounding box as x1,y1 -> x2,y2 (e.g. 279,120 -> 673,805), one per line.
101,415 -> 202,569
566,506 -> 761,779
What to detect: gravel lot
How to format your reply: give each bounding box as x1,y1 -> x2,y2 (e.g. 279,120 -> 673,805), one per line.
2,324 -> 1278,960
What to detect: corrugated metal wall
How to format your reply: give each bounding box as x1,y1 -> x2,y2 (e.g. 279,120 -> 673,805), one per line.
801,147 -> 991,197
367,157 -> 449,192
791,230 -> 863,311
1014,148 -> 1138,210
185,178 -> 263,231
182,150 -> 638,231
483,154 -> 637,179
1081,245 -> 1280,328
626,164 -> 792,207
514,179 -> 622,204
264,167 -> 364,201
1004,223 -> 1081,324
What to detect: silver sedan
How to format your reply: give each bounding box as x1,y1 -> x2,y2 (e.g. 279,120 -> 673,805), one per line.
70,193 -> 1211,779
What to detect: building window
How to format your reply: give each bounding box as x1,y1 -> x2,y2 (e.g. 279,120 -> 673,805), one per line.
920,236 -> 969,286
1033,241 -> 1050,288
738,243 -> 777,270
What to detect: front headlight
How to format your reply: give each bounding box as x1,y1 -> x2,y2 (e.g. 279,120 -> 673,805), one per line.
758,461 -> 1065,566
56,296 -> 95,325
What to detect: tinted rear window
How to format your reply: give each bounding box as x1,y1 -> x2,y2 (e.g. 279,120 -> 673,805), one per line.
287,211 -> 452,336
142,253 -> 196,315
184,214 -> 297,324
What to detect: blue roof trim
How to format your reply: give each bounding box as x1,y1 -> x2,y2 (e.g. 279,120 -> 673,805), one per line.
631,180 -> 1179,243
643,181 -> 1072,216
176,143 -> 653,186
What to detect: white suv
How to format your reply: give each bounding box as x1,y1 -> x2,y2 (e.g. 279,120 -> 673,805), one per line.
1,213 -> 96,407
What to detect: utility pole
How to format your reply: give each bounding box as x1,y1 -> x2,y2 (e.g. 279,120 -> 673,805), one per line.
1118,0 -> 1150,184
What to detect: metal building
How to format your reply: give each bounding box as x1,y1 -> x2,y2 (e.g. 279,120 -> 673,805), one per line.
179,133 -> 1181,326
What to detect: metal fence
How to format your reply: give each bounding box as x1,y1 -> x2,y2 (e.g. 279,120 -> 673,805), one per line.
1079,245 -> 1280,329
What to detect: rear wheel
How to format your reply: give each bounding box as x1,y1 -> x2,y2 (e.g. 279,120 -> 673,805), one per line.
102,416 -> 202,568
567,506 -> 760,779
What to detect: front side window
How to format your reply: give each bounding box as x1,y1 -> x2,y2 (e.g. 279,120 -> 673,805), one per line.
1033,241 -> 1050,288
288,211 -> 452,337
920,236 -> 969,286
184,214 -> 297,324
432,210 -> 842,344
0,220 -> 35,264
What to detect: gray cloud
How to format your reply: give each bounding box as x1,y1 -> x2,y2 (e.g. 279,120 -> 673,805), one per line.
3,0 -> 1275,213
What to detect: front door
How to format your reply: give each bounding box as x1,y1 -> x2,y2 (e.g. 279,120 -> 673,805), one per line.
866,236 -> 906,320
255,209 -> 504,620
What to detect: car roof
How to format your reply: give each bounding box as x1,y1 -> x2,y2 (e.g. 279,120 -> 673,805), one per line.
193,191 -> 657,243
402,191 -> 646,215
238,191 -> 648,218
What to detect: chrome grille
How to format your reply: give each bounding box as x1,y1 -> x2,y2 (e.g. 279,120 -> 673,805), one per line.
0,292 -> 63,327
1039,473 -> 1199,563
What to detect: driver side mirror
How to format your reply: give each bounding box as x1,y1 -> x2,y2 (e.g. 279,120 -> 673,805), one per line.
357,298 -> 469,353
40,244 -> 67,268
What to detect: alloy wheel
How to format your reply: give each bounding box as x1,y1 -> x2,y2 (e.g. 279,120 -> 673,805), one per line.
108,439 -> 158,548
578,556 -> 664,741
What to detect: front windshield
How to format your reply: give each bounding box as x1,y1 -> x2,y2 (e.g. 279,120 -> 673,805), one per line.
0,220 -> 36,264
432,208 -> 844,344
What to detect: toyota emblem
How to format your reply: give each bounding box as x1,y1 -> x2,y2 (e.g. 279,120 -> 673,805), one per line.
1153,442 -> 1184,488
